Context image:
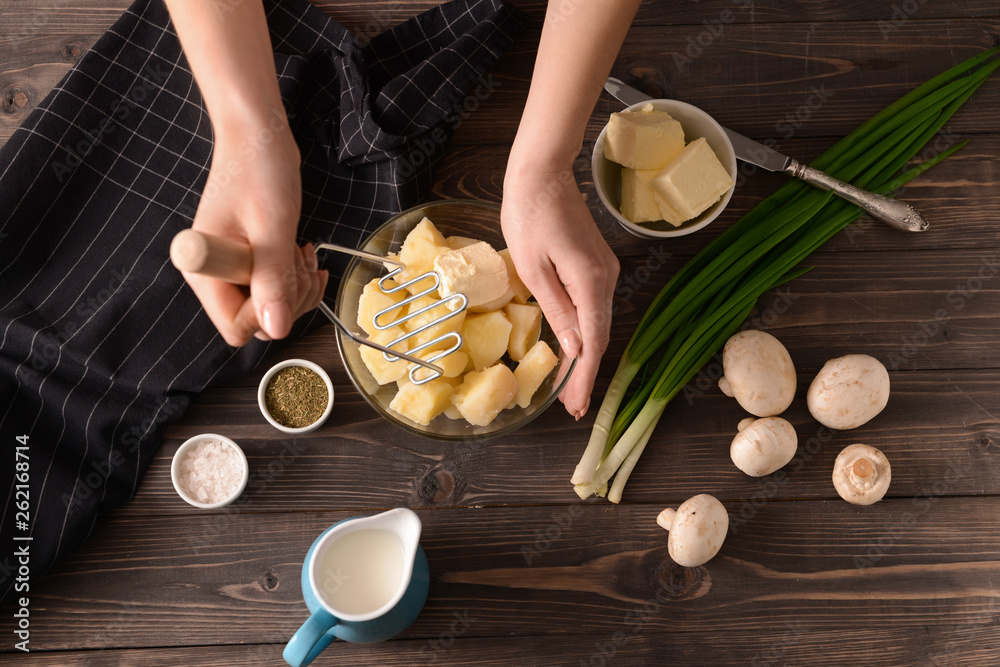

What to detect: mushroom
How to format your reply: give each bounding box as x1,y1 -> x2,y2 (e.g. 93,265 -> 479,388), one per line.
718,330 -> 796,417
807,354 -> 890,430
730,417 -> 798,477
656,494 -> 728,567
832,444 -> 891,505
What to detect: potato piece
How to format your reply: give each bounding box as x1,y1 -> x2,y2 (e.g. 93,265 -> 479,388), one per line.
389,377 -> 456,426
498,248 -> 532,304
452,363 -> 519,426
357,278 -> 406,335
513,340 -> 558,408
505,302 -> 542,362
407,349 -> 469,381
402,295 -> 466,350
470,288 -> 514,313
443,404 -> 463,420
446,235 -> 479,250
398,217 -> 451,288
360,327 -> 408,385
461,310 -> 512,370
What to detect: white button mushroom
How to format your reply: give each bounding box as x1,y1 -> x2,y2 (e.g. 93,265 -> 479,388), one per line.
730,417 -> 798,477
807,354 -> 890,430
832,443 -> 891,505
656,494 -> 728,567
718,330 -> 796,417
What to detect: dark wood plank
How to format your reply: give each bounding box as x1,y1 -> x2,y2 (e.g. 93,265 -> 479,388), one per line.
4,499 -> 999,655
10,623 -> 1000,667
316,0 -> 1000,30
434,135 -> 1000,255
107,364 -> 997,514
4,14 -> 1000,147
455,20 -> 1000,146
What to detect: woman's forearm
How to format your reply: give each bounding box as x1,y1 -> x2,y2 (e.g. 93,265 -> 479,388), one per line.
508,0 -> 641,177
163,0 -> 288,142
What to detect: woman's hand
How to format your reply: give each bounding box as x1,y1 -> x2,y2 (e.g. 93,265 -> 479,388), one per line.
502,167 -> 619,419
180,123 -> 327,346
163,0 -> 327,347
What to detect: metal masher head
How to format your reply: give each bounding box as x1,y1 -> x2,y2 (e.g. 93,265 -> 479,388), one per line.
316,243 -> 468,385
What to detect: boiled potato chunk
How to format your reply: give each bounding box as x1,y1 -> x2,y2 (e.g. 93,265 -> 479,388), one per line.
357,278 -> 406,335
514,340 -> 558,408
398,217 -> 451,288
360,327 -> 409,385
389,377 -> 456,426
498,248 -> 532,304
461,310 -> 512,370
403,294 -> 466,350
452,363 -> 519,426
505,302 -> 542,362
446,235 -> 479,250
406,349 -> 469,381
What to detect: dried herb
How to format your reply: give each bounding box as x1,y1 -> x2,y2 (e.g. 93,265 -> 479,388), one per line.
265,365 -> 328,428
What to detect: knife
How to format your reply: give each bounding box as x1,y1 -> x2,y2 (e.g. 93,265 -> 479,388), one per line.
604,77 -> 928,233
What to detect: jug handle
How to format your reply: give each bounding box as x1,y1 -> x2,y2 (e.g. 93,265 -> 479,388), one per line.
283,608 -> 337,667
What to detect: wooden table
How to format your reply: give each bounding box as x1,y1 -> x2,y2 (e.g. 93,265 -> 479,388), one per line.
3,1 -> 1000,664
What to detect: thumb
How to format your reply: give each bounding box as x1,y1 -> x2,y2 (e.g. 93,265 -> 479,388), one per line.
525,264 -> 582,362
249,236 -> 299,340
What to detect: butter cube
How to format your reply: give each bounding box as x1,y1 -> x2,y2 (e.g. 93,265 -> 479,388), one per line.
604,105 -> 685,170
433,242 -> 511,311
653,192 -> 685,227
650,137 -> 734,222
620,168 -> 685,227
621,168 -> 662,224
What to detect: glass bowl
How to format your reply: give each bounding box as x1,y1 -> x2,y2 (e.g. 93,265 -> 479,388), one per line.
334,199 -> 576,441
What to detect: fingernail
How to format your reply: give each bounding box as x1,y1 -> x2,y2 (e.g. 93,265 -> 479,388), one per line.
306,244 -> 318,271
261,301 -> 292,339
577,397 -> 591,420
558,328 -> 582,358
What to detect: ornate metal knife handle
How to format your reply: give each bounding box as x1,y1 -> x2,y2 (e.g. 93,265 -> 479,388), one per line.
785,159 -> 929,232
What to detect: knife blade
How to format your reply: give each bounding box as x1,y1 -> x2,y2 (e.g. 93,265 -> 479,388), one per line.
603,77 -> 928,232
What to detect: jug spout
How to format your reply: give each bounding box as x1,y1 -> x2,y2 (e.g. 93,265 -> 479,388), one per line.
391,508 -> 422,545
352,507 -> 422,560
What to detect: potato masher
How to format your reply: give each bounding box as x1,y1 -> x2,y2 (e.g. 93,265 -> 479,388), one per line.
169,229 -> 468,384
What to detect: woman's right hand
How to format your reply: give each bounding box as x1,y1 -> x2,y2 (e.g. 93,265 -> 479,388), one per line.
180,121 -> 327,347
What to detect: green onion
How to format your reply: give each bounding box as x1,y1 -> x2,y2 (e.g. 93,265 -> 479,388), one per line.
573,47 -> 999,501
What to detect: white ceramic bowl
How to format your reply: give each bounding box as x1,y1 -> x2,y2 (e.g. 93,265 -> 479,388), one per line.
592,99 -> 738,239
257,358 -> 335,434
171,433 -> 249,509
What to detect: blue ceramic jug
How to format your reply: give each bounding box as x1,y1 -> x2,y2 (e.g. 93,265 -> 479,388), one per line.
283,508 -> 429,666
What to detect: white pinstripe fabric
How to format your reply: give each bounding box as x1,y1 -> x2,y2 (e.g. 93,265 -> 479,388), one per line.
0,0 -> 524,601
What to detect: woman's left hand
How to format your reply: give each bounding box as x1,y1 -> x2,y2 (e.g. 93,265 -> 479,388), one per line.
501,166 -> 619,420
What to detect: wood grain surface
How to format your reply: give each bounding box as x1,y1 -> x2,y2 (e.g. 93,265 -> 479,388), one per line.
2,0 -> 999,665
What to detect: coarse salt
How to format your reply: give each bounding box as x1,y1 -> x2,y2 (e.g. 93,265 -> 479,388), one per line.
177,440 -> 244,504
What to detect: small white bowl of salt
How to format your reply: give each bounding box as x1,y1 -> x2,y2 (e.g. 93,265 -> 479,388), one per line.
171,433 -> 249,509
